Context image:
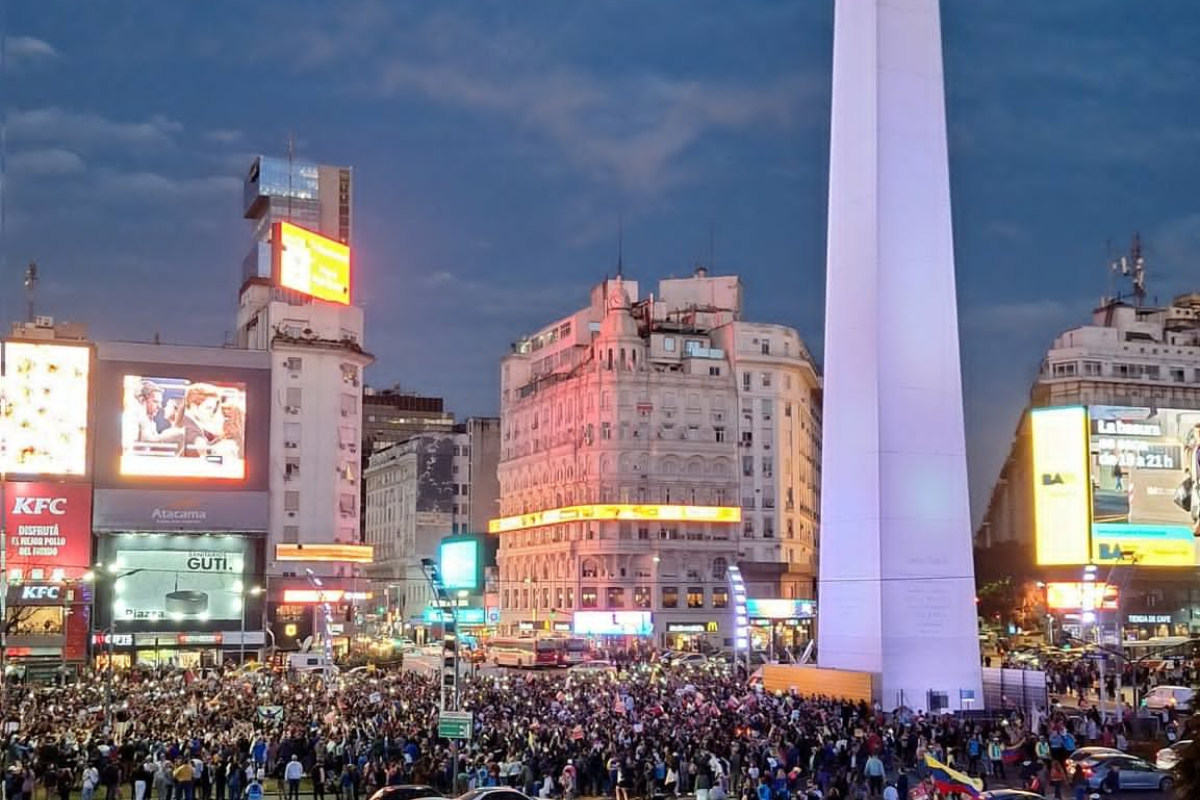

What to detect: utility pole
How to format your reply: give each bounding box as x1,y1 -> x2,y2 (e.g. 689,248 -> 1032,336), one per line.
421,558 -> 463,794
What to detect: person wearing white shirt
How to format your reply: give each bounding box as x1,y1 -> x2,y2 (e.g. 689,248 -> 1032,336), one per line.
284,757 -> 303,800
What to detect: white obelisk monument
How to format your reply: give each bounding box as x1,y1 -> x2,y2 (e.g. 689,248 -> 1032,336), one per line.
817,0 -> 983,711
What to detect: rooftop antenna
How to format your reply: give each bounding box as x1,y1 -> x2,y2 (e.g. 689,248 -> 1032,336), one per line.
23,262 -> 37,323
616,214 -> 624,278
286,131 -> 295,224
709,222 -> 716,271
1130,232 -> 1146,307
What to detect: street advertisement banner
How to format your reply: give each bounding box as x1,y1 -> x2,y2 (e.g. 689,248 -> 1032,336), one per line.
1088,406 -> 1200,565
1030,407 -> 1091,565
0,341 -> 91,476
3,482 -> 93,578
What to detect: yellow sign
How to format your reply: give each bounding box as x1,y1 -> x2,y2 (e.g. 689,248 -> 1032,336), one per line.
273,221 -> 351,305
488,504 -> 742,534
275,543 -> 374,564
705,621 -> 719,633
1030,407 -> 1091,565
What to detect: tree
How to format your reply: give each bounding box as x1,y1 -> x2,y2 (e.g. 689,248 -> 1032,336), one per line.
1173,716 -> 1200,800
4,606 -> 42,635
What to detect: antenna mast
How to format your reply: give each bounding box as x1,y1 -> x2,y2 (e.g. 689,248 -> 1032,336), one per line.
23,262 -> 37,323
287,131 -> 295,224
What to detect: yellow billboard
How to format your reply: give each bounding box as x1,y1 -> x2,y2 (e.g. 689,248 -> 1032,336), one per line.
489,503 -> 741,534
272,221 -> 351,305
1031,406 -> 1091,565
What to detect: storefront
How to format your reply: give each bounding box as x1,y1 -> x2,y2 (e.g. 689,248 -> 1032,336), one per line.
746,598 -> 816,657
1122,613 -> 1183,641
5,582 -> 92,672
663,621 -> 721,651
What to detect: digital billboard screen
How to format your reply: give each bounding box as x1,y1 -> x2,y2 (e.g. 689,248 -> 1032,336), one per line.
0,342 -> 90,476
120,375 -> 247,480
1030,407 -> 1092,565
572,611 -> 653,636
439,538 -> 480,591
104,534 -> 251,625
273,221 -> 350,305
1089,406 -> 1200,566
1045,581 -> 1119,611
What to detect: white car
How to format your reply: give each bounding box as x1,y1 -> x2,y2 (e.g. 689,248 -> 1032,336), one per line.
422,643 -> 446,657
671,653 -> 709,667
569,659 -> 617,673
1143,685 -> 1195,713
1156,741 -> 1191,771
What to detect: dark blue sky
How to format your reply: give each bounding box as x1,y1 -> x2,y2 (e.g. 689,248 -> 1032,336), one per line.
3,1 -> 1198,523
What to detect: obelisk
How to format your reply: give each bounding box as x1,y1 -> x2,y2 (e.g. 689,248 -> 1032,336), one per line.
817,0 -> 983,711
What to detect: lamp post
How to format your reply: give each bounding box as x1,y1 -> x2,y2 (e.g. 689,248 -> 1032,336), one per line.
103,565 -> 145,731
240,585 -> 263,665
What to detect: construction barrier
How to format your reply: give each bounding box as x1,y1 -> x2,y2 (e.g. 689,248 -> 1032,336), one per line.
760,664 -> 876,702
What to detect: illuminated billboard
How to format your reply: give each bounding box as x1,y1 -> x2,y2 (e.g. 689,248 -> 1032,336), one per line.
1089,406 -> 1200,566
0,342 -> 90,476
572,611 -> 653,636
120,375 -> 247,480
1045,581 -> 1119,611
3,482 -> 93,579
273,221 -> 350,305
489,503 -> 741,534
746,598 -> 816,619
1030,407 -> 1092,565
439,538 -> 480,591
275,544 -> 373,564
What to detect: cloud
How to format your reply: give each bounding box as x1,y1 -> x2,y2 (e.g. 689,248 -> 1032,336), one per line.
6,36 -> 59,64
92,169 -> 240,201
964,298 -> 1081,336
206,129 -> 244,144
9,107 -> 183,150
9,148 -> 86,176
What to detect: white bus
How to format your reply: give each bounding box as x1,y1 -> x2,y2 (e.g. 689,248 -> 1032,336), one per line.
490,637 -> 559,668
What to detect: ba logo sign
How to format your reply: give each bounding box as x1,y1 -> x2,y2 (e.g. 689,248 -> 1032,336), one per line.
1041,472 -> 1076,486
1097,544 -> 1127,561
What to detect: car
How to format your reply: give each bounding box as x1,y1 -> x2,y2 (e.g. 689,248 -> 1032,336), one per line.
368,786 -> 444,800
422,644 -> 446,657
980,791 -> 1046,800
670,653 -> 709,667
569,659 -> 617,673
1156,740 -> 1192,771
1143,685 -> 1196,713
1066,747 -> 1126,770
456,789 -> 533,800
1078,755 -> 1172,793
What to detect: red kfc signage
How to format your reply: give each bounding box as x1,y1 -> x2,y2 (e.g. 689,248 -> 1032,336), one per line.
4,482 -> 93,578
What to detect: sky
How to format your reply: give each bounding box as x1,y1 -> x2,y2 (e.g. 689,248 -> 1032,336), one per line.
3,1 -> 1198,525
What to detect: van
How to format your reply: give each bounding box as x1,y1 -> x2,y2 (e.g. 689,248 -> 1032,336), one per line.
287,653 -> 338,674
1143,685 -> 1194,712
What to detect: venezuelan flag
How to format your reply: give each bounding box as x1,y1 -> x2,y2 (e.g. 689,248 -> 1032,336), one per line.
924,755 -> 983,799
1002,746 -> 1025,764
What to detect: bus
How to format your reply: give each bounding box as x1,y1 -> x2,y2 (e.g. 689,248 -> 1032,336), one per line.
557,637 -> 590,666
490,637 -> 559,668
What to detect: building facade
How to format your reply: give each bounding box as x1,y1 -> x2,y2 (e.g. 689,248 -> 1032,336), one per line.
362,419 -> 500,635
494,271 -> 821,647
977,289 -> 1200,640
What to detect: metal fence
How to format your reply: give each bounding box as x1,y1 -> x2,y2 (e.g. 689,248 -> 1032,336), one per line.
981,666 -> 1049,713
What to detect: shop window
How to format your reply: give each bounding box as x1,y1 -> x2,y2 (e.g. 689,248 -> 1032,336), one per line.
634,587 -> 651,608
606,587 -> 626,608
662,587 -> 679,609
712,588 -> 729,609
581,587 -> 598,608
687,587 -> 705,609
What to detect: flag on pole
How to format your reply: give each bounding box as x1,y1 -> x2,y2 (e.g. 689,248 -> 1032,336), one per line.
923,755 -> 982,799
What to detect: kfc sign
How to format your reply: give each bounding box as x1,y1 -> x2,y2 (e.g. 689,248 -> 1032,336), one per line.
2,483 -> 93,578
6,583 -> 71,606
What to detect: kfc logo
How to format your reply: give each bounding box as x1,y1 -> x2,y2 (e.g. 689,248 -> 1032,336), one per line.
11,497 -> 67,516
20,585 -> 60,601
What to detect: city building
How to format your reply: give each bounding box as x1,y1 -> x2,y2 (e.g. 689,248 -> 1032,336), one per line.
234,154 -> 373,650
362,387 -> 457,454
241,155 -> 352,285
493,269 -> 821,648
977,257 -> 1200,642
362,419 -> 500,639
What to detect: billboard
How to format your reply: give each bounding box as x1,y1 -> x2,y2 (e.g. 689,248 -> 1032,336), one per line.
1045,581 -> 1119,611
103,534 -> 252,625
439,538 -> 480,591
1089,406 -> 1200,566
572,611 -> 653,636
3,482 -> 93,578
0,342 -> 90,476
746,598 -> 817,619
120,375 -> 247,480
489,503 -> 742,534
93,489 -> 268,533
1030,407 -> 1092,565
273,221 -> 350,305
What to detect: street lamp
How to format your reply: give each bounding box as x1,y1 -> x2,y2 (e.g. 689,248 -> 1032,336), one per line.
240,585 -> 264,665
103,566 -> 145,731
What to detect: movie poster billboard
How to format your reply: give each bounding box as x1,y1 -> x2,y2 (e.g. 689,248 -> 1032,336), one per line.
1089,406 -> 1200,566
120,375 -> 247,480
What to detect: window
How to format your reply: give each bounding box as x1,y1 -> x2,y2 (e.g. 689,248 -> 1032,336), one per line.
339,493 -> 356,515
581,559 -> 599,578
663,336 -> 676,352
712,587 -> 729,609
762,457 -> 774,477
284,422 -> 301,446
711,557 -> 728,580
742,456 -> 754,477
637,526 -> 650,540
566,587 -> 575,608
461,484 -> 470,496
661,587 -> 679,609
285,357 -> 303,372
763,517 -> 775,538
761,340 -> 771,355
761,399 -> 774,421
742,372 -> 751,391
601,422 -> 612,440
286,387 -> 302,409
606,587 -> 626,608
581,587 -> 598,608
709,366 -> 721,376
340,393 -> 357,416
634,587 -> 651,608
283,525 -> 299,543
284,491 -> 300,512
715,426 -> 726,443
285,457 -> 300,477
743,520 -> 755,537
761,373 -> 772,388
785,402 -> 793,418
742,431 -> 753,446
687,587 -> 704,609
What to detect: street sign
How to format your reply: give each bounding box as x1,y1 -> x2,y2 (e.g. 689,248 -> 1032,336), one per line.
438,710 -> 473,740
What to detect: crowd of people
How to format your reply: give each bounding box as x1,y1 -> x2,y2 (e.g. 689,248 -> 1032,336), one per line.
0,656 -> 1163,800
